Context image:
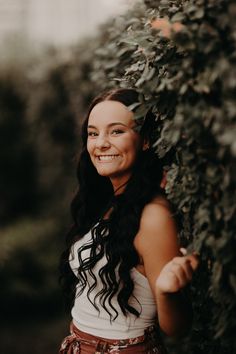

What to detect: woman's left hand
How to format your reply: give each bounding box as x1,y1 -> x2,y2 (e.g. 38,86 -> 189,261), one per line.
155,249 -> 199,294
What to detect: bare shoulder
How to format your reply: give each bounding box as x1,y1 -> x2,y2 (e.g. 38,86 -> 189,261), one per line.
140,196 -> 175,232
134,196 -> 179,259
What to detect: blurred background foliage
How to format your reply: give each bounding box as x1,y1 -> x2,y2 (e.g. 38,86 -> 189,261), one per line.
0,0 -> 236,353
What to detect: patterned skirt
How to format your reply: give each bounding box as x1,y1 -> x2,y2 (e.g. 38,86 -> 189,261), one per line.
59,322 -> 168,354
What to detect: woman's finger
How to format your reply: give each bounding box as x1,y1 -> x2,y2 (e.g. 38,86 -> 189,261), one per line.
170,260 -> 190,287
179,248 -> 200,271
186,254 -> 199,271
180,247 -> 187,256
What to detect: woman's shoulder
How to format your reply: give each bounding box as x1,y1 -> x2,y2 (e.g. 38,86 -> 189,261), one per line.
134,195 -> 179,262
135,195 -> 177,245
150,195 -> 171,208
141,195 -> 173,225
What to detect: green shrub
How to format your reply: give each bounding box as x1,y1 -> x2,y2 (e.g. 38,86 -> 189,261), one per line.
80,0 -> 236,352
0,218 -> 64,317
0,69 -> 38,223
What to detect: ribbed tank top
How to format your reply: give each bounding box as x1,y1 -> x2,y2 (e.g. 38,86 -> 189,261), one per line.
69,229 -> 157,339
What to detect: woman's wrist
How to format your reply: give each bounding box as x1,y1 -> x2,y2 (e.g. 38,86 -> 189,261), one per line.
155,287 -> 182,299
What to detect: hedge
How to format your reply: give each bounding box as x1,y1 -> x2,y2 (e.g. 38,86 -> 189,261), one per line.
80,0 -> 236,352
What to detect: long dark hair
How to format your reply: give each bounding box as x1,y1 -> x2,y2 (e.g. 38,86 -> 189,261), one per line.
60,88 -> 165,319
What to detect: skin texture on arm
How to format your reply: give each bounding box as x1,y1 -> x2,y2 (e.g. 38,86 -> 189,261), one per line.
134,199 -> 199,337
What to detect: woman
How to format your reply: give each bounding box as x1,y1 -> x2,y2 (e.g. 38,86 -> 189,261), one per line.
59,88 -> 199,353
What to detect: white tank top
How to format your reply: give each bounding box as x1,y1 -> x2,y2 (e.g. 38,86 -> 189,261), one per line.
70,228 -> 157,339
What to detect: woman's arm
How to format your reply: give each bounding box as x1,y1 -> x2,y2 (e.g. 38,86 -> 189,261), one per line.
134,200 -> 199,337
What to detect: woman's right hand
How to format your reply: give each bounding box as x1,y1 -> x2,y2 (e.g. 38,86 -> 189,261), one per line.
155,249 -> 199,295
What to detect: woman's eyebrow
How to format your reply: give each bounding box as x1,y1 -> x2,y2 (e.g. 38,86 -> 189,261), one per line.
87,122 -> 128,129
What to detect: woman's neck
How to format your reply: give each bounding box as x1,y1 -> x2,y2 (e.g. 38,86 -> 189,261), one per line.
112,178 -> 130,195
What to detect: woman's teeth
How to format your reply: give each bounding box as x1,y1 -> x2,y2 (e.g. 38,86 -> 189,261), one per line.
98,155 -> 119,161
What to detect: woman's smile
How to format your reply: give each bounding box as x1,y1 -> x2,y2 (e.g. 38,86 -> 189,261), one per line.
96,154 -> 121,162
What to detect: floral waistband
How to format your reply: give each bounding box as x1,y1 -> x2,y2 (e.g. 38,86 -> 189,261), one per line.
59,321 -> 167,354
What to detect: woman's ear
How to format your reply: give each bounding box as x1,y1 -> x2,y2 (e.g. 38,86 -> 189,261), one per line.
160,170 -> 167,189
142,139 -> 150,151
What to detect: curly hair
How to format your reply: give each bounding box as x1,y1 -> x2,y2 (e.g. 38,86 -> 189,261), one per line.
60,88 -> 166,319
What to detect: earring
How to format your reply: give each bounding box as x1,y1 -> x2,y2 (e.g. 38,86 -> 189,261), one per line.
142,142 -> 150,151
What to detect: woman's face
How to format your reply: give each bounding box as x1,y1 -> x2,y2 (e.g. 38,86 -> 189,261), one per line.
87,100 -> 143,190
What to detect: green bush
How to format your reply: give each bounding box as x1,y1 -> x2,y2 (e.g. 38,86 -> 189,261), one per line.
0,68 -> 38,223
0,217 -> 65,316
26,44 -> 101,214
78,0 -> 236,352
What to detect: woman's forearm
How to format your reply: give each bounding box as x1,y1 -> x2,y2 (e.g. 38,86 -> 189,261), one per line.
156,289 -> 193,337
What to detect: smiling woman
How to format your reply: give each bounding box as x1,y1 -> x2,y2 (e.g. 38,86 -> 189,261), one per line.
59,88 -> 199,353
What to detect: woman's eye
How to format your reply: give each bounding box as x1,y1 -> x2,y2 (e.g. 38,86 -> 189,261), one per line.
111,129 -> 124,135
88,131 -> 98,137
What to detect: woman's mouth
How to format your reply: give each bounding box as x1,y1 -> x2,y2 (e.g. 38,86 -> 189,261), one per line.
96,155 -> 120,161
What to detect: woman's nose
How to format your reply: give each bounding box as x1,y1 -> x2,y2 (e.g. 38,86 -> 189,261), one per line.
95,134 -> 111,149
